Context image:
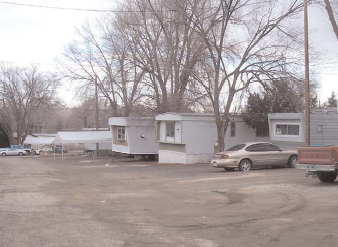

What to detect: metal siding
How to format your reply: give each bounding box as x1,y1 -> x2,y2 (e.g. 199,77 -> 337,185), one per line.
128,126 -> 159,154
310,114 -> 338,145
224,120 -> 270,150
183,120 -> 217,154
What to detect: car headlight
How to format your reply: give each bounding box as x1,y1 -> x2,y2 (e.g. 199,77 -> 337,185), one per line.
221,155 -> 229,159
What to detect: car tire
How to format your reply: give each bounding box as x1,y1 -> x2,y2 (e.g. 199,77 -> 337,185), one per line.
288,155 -> 298,168
239,159 -> 252,172
1,152 -> 6,157
224,168 -> 235,172
317,172 -> 337,183
18,152 -> 23,156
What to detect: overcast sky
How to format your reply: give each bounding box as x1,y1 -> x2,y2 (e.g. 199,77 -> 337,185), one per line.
0,0 -> 337,105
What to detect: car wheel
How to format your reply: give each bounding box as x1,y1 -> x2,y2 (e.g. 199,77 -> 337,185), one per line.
1,152 -> 6,157
224,168 -> 235,172
288,155 -> 298,168
239,159 -> 252,172
18,152 -> 23,156
317,172 -> 337,183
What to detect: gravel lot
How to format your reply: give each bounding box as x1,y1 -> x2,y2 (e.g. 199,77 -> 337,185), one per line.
1,156 -> 338,247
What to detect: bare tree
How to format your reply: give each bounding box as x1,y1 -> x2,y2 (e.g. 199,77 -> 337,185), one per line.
62,19 -> 144,117
74,97 -> 96,128
0,64 -> 60,145
115,0 -> 207,113
191,0 -> 304,152
323,0 -> 338,42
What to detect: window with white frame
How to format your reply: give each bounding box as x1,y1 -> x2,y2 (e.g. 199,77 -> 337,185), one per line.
117,127 -> 126,141
166,122 -> 175,138
275,124 -> 300,136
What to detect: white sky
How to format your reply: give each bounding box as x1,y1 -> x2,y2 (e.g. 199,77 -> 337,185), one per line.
0,0 -> 337,105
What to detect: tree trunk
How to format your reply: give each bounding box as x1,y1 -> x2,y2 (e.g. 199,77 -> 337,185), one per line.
324,0 -> 338,42
214,116 -> 228,153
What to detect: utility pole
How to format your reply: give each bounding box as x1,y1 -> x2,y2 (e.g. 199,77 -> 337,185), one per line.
95,75 -> 99,157
304,0 -> 310,145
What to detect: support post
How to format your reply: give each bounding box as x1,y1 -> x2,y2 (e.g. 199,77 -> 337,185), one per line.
304,0 -> 310,145
95,75 -> 99,158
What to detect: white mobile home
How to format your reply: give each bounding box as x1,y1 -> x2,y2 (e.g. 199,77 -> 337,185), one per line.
108,117 -> 158,156
156,113 -> 270,164
156,113 -> 217,164
268,113 -> 305,150
268,108 -> 338,149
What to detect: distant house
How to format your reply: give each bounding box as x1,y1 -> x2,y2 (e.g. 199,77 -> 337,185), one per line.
108,117 -> 158,157
155,113 -> 269,164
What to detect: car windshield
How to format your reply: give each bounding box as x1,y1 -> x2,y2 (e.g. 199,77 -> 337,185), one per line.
226,144 -> 246,151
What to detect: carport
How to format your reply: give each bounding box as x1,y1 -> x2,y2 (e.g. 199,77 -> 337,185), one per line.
53,131 -> 111,160
23,134 -> 56,150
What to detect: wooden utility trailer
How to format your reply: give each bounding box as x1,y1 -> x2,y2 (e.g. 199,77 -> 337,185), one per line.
296,146 -> 338,183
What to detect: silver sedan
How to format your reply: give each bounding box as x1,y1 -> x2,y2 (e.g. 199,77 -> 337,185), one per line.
1,149 -> 27,156
211,142 -> 298,172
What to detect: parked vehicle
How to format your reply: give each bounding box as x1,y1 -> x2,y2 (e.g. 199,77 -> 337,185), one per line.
0,145 -> 31,155
32,149 -> 42,155
211,142 -> 298,171
1,149 -> 27,156
10,145 -> 31,155
296,146 -> 338,183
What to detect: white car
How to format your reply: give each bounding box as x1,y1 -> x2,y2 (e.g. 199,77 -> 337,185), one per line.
1,149 -> 27,156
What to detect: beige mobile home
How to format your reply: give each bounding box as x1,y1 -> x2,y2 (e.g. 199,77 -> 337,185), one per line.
108,117 -> 158,156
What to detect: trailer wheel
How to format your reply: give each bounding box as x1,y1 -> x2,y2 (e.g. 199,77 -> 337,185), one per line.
317,172 -> 337,183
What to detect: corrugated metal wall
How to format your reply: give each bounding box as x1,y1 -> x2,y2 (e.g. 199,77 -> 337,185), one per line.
310,113 -> 338,146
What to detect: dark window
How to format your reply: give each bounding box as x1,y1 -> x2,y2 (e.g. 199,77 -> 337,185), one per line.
226,144 -> 246,151
245,144 -> 266,152
230,122 -> 236,137
256,125 -> 269,137
166,122 -> 175,137
264,144 -> 282,151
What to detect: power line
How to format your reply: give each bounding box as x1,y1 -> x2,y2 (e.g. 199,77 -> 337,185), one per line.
0,1 -> 174,13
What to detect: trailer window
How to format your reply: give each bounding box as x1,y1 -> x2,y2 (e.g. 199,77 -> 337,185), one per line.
230,122 -> 236,137
166,122 -> 175,138
117,127 -> 126,141
275,124 -> 299,136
